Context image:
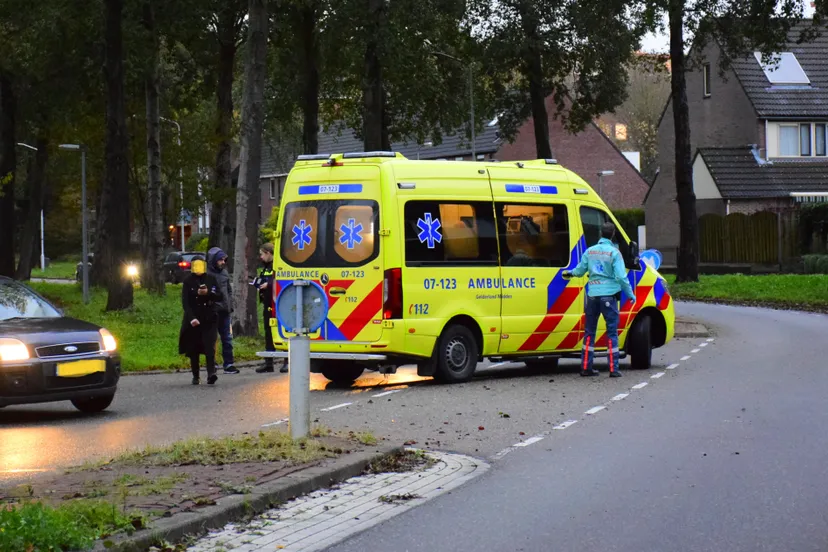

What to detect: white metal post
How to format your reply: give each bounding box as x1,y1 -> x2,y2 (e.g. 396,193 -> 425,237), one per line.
289,283 -> 310,439
40,209 -> 45,271
81,149 -> 89,304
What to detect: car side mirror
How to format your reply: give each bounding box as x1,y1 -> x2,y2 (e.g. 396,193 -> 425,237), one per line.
626,241 -> 641,271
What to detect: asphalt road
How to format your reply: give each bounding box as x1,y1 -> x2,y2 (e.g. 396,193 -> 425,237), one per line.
326,302 -> 828,552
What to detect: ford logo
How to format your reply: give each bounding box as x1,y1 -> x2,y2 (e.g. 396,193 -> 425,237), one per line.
64,345 -> 78,353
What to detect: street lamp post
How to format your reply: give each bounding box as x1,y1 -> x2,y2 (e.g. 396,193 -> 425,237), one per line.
160,116 -> 185,251
417,141 -> 433,160
16,143 -> 46,272
597,170 -> 615,197
427,45 -> 476,161
59,144 -> 89,304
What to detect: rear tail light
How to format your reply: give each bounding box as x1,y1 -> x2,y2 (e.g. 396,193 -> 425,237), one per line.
178,261 -> 191,268
383,268 -> 403,320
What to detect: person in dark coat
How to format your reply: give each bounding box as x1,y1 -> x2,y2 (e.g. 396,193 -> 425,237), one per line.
207,246 -> 237,374
254,242 -> 286,374
179,259 -> 223,385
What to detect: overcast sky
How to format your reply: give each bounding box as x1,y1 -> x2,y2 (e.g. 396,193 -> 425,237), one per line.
639,3 -> 817,53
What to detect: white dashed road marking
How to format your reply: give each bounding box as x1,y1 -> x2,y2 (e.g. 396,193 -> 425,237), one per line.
691,348 -> 701,353
666,363 -> 680,370
513,435 -> 544,447
372,389 -> 402,398
585,406 -> 606,415
488,361 -> 508,369
680,355 -> 691,361
707,338 -> 715,342
632,382 -> 649,390
319,402 -> 352,412
700,342 -> 709,347
612,393 -> 629,401
554,420 -> 578,430
651,372 -> 665,379
261,418 -> 289,428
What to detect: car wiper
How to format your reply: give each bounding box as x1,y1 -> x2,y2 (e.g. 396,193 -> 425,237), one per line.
0,317 -> 26,322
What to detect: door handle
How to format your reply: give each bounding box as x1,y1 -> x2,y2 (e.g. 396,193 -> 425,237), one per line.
329,287 -> 347,296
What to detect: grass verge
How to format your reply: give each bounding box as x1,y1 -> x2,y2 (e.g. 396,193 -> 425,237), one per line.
664,273 -> 828,311
30,260 -> 79,280
28,282 -> 264,372
0,500 -> 143,552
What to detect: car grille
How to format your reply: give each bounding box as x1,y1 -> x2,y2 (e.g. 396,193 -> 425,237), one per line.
36,341 -> 101,358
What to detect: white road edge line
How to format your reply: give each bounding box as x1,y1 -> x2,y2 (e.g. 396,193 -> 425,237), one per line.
666,363 -> 680,370
691,348 -> 701,353
320,402 -> 353,412
261,418 -> 288,428
632,382 -> 649,390
513,435 -> 545,447
651,372 -> 665,379
611,393 -> 629,401
585,406 -> 606,415
372,389 -> 402,398
554,420 -> 578,430
680,355 -> 692,361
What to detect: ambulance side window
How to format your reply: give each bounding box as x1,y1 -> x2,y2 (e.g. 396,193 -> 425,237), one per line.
579,206 -> 630,260
495,203 -> 570,268
403,201 -> 498,267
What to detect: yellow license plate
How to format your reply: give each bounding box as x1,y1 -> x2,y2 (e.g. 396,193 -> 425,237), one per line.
56,359 -> 106,378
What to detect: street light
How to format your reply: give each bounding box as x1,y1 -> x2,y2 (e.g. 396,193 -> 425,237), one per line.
425,41 -> 476,161
160,116 -> 186,251
16,143 -> 46,272
417,141 -> 433,160
597,170 -> 615,197
59,143 -> 89,304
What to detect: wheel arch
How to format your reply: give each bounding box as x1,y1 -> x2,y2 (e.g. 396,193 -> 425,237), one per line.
631,307 -> 667,348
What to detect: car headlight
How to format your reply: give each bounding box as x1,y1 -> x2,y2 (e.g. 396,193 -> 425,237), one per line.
99,329 -> 117,352
0,338 -> 30,362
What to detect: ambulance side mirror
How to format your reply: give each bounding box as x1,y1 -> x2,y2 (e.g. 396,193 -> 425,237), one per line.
626,241 -> 641,271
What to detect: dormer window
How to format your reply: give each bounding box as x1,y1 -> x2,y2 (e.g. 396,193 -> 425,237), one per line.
754,52 -> 810,86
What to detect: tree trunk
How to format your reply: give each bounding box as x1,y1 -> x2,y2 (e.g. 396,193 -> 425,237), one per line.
519,4 -> 552,160
15,134 -> 49,281
208,8 -> 239,254
0,71 -> 16,278
98,0 -> 134,310
362,0 -> 389,151
300,1 -> 320,155
669,0 -> 699,282
142,0 -> 165,295
231,0 -> 268,337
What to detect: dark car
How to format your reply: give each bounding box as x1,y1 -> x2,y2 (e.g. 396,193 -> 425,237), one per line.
163,251 -> 205,284
0,277 -> 120,412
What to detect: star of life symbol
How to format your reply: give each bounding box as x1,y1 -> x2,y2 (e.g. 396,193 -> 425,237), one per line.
594,262 -> 605,274
292,219 -> 313,251
339,218 -> 364,250
416,212 -> 442,249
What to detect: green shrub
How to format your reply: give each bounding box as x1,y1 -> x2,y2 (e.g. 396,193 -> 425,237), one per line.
260,206 -> 281,245
185,232 -> 208,252
803,254 -> 828,274
612,208 -> 645,242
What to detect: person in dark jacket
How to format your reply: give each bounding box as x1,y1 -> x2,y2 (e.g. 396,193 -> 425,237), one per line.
207,246 -> 237,374
254,243 -> 286,374
179,259 -> 222,385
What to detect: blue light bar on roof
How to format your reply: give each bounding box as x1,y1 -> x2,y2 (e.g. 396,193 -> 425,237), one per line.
342,151 -> 397,158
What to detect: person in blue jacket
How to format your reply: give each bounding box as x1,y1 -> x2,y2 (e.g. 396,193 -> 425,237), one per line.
563,222 -> 636,378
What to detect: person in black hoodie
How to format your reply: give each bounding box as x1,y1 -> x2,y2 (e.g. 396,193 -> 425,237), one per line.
207,247 -> 238,374
179,259 -> 222,385
254,242 -> 287,374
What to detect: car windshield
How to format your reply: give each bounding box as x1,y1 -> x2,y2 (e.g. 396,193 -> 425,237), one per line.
0,281 -> 62,320
182,254 -> 203,262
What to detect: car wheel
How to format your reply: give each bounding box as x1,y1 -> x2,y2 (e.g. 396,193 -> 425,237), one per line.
71,393 -> 115,413
321,361 -> 364,386
433,324 -> 479,384
524,357 -> 560,373
628,315 -> 653,370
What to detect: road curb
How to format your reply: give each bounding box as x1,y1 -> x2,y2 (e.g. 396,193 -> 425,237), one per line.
93,443 -> 403,552
674,318 -> 712,339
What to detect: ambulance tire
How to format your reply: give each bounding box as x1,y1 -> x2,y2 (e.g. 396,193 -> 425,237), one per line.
433,325 -> 479,384
628,315 -> 653,370
321,361 -> 364,386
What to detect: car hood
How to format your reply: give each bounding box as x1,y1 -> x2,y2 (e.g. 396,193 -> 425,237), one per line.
0,317 -> 104,349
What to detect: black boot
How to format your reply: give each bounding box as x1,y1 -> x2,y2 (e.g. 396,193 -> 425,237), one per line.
256,363 -> 275,374
580,369 -> 600,377
279,363 -> 289,373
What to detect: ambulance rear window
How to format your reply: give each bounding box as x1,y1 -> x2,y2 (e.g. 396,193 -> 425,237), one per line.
281,200 -> 378,267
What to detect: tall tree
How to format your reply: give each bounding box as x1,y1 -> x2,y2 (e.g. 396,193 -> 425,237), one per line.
231,0 -> 268,336
0,71 -> 16,277
14,134 -> 49,280
98,0 -> 134,310
470,0 -> 648,158
141,0 -> 166,294
298,0 -> 321,154
362,0 -> 390,150
653,0 -> 823,282
208,1 -> 246,254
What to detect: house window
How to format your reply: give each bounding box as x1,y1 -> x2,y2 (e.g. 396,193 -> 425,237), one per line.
816,124 -> 826,156
269,178 -> 277,200
779,125 -> 799,156
703,64 -> 712,97
615,124 -> 628,141
800,124 -> 812,156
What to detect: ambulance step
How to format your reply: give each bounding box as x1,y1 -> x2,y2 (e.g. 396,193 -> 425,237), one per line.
257,351 -> 387,361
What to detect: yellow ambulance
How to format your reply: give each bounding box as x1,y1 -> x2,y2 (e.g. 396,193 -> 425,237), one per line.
270,152 -> 675,385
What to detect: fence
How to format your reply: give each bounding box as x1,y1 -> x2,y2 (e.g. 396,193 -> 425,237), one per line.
699,211 -> 800,265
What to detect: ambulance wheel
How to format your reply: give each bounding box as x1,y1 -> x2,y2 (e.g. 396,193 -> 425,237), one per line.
433,325 -> 479,384
628,315 -> 653,370
321,361 -> 364,385
525,358 -> 560,373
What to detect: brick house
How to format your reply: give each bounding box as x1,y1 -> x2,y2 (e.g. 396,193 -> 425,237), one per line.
645,21 -> 828,265
258,95 -> 650,222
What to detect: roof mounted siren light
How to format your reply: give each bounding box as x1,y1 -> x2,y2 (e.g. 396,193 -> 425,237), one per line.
342,151 -> 398,159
